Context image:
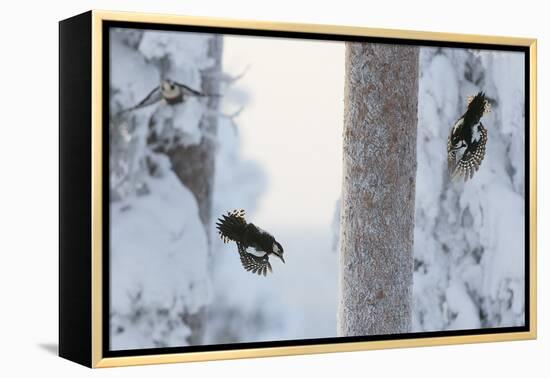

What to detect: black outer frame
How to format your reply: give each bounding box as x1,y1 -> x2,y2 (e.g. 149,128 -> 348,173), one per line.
59,11 -> 93,367
59,11 -> 531,368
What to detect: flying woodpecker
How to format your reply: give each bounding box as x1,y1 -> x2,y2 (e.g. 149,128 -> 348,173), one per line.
216,209 -> 285,276
122,79 -> 218,113
447,91 -> 491,181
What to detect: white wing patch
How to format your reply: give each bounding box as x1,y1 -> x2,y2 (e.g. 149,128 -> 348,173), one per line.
471,126 -> 482,143
452,118 -> 464,135
245,247 -> 267,257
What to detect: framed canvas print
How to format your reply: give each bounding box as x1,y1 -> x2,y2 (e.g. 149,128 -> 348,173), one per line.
59,10 -> 537,368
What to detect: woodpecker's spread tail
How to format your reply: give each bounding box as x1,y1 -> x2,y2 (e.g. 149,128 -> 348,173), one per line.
216,209 -> 247,243
464,91 -> 490,126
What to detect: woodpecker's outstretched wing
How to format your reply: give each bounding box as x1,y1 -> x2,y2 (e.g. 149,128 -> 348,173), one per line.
216,209 -> 247,243
173,81 -> 220,97
172,81 -> 205,96
237,243 -> 272,276
451,123 -> 488,181
122,86 -> 163,113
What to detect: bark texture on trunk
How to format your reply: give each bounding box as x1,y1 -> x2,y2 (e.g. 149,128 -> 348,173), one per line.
338,42 -> 419,336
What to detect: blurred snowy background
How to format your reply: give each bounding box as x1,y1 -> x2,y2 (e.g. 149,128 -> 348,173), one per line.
413,47 -> 525,331
108,28 -> 525,351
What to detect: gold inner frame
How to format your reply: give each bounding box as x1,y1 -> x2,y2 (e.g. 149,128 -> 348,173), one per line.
91,9 -> 537,368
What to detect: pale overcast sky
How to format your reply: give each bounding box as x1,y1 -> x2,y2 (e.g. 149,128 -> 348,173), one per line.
222,35 -> 345,230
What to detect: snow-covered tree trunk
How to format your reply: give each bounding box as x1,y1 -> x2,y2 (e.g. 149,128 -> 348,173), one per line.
109,30 -> 223,349
338,43 -> 419,336
161,35 -> 223,345
168,35 -> 223,230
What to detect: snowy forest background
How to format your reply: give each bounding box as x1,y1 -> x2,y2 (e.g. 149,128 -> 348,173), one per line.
108,28 -> 525,350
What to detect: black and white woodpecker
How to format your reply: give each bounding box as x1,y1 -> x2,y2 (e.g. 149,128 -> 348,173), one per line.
216,210 -> 285,276
447,91 -> 491,181
122,79 -> 218,112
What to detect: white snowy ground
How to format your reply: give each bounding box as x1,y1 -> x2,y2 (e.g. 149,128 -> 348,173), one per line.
109,28 -> 525,350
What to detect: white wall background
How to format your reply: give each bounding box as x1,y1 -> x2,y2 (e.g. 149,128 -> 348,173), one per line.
0,0 -> 547,376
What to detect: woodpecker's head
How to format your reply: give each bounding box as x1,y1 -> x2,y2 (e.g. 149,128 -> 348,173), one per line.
449,118 -> 465,150
160,79 -> 182,102
271,241 -> 285,263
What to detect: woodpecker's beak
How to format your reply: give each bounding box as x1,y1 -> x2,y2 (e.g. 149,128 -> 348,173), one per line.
272,242 -> 284,263
275,252 -> 285,264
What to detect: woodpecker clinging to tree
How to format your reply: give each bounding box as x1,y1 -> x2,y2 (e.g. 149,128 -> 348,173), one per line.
122,79 -> 219,113
447,91 -> 491,181
216,209 -> 285,276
